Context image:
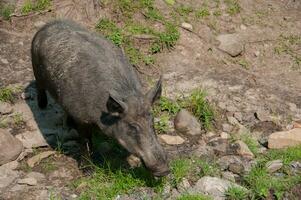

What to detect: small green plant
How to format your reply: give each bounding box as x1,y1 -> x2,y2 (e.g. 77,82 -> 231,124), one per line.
12,113 -> 24,126
41,159 -> 57,172
164,0 -> 175,6
157,23 -> 180,50
154,96 -> 181,116
213,10 -> 222,16
175,5 -> 194,17
237,59 -> 249,69
0,87 -> 15,102
225,0 -> 241,15
21,0 -> 51,14
35,0 -> 51,11
21,0 -> 33,14
195,159 -> 220,177
177,193 -> 213,200
181,90 -> 215,130
0,4 -> 14,20
195,7 -> 210,18
154,113 -> 170,133
243,145 -> 301,199
274,35 -> 301,67
170,158 -> 191,185
225,186 -> 249,200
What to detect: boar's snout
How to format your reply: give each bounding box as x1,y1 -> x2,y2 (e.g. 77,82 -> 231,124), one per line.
148,163 -> 170,177
141,144 -> 170,177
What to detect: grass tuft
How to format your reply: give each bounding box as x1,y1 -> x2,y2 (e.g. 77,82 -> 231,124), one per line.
0,86 -> 20,103
225,0 -> 241,16
225,186 -> 249,200
177,193 -> 213,200
243,145 -> 301,199
0,4 -> 14,20
181,90 -> 215,130
21,0 -> 51,14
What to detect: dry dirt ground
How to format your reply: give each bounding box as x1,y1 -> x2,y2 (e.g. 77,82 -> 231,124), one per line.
0,0 -> 301,199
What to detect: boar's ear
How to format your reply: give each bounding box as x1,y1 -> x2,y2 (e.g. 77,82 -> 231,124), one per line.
107,92 -> 128,116
146,76 -> 162,105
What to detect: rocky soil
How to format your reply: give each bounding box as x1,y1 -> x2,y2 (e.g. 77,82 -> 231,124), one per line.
0,0 -> 301,199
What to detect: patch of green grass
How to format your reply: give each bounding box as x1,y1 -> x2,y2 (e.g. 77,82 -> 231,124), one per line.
0,86 -> 16,102
213,10 -> 222,16
157,23 -> 180,50
96,18 -> 123,46
170,157 -> 220,186
274,35 -> 301,67
225,0 -> 241,16
35,0 -> 51,11
41,159 -> 57,172
171,158 -> 192,185
177,193 -> 213,200
225,186 -> 249,200
154,96 -> 181,116
154,113 -> 170,133
243,145 -> 301,199
195,159 -> 220,177
195,7 -> 210,18
21,0 -> 51,14
164,0 -> 175,6
175,5 -> 194,17
237,59 -> 249,69
12,113 -> 24,126
76,161 -> 164,199
181,90 -> 215,130
0,4 -> 14,20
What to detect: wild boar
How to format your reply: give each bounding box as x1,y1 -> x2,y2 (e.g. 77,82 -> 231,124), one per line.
31,20 -> 169,177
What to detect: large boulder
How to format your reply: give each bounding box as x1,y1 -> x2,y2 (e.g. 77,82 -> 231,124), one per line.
0,129 -> 23,165
268,128 -> 301,149
190,176 -> 247,200
174,109 -> 202,136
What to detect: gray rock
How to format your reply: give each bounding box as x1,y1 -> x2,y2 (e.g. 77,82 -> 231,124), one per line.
190,176 -> 246,200
193,145 -> 215,158
18,177 -> 37,186
216,33 -> 244,57
268,128 -> 301,149
217,155 -> 243,170
15,130 -> 48,149
0,160 -> 19,170
220,132 -> 230,139
234,112 -> 243,122
0,167 -> 19,189
0,129 -> 23,165
208,138 -> 235,156
221,171 -> 237,182
227,116 -> 239,126
174,109 -> 202,135
27,151 -> 55,167
266,160 -> 283,173
255,110 -> 271,122
177,178 -> 191,193
181,22 -> 193,31
222,123 -> 233,133
229,163 -> 244,174
0,58 -> 9,64
234,140 -> 254,159
34,21 -> 46,29
0,102 -> 13,114
26,172 -> 46,182
159,134 -> 185,145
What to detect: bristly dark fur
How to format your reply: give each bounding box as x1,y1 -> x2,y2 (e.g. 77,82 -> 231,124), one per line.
31,20 -> 169,177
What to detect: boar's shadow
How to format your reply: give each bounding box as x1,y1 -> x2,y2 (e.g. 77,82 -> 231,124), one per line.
24,82 -> 162,185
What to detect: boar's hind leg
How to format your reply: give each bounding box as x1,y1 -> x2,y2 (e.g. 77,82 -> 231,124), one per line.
37,86 -> 48,109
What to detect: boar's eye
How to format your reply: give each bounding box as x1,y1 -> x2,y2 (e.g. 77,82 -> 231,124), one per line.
129,123 -> 141,134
